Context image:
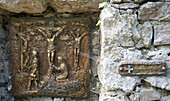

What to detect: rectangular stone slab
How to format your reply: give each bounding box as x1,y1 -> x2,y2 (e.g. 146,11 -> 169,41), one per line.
7,17 -> 90,98
118,60 -> 166,76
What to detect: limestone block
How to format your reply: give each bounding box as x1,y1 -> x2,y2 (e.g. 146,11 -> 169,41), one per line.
99,88 -> 130,101
161,96 -> 170,101
139,88 -> 161,101
147,46 -> 170,60
54,98 -> 64,101
100,6 -> 140,48
0,27 -> 5,39
50,0 -> 106,13
141,21 -> 153,48
25,97 -> 53,101
0,87 -> 7,100
111,3 -> 139,9
135,21 -> 153,48
143,46 -> 170,90
144,69 -> 170,90
99,6 -> 143,92
0,0 -> 48,14
138,2 -> 170,21
110,0 -> 122,3
154,23 -> 170,46
0,44 -> 3,57
119,3 -> 139,9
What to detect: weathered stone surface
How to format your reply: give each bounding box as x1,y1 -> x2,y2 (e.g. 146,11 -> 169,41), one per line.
147,46 -> 170,60
161,95 -> 170,101
141,22 -> 153,48
50,0 -> 106,13
136,21 -> 153,48
99,4 -> 170,101
119,3 -> 139,9
154,23 -> 170,46
21,97 -> 53,101
138,2 -> 170,21
100,6 -> 141,48
111,0 -> 146,3
144,69 -> 170,90
0,27 -> 5,39
0,87 -> 7,101
0,0 -> 48,14
139,87 -> 161,101
134,0 -> 148,3
99,88 -> 130,101
144,46 -> 170,89
54,98 -> 64,101
145,46 -> 170,88
0,0 -> 107,13
111,3 -> 139,9
110,0 -> 122,3
99,6 -> 142,93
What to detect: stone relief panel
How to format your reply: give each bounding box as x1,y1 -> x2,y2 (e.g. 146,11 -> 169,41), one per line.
7,17 -> 90,98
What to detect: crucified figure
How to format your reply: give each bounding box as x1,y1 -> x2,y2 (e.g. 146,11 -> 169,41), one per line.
16,32 -> 30,71
36,25 -> 66,66
70,31 -> 88,68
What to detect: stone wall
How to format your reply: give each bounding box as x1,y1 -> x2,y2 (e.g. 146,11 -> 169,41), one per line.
0,0 -> 169,101
99,0 -> 170,101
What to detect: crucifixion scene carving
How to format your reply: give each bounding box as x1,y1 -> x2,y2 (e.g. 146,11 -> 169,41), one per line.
9,17 -> 90,98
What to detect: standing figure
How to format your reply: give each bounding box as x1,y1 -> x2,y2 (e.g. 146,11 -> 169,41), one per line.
17,32 -> 30,71
27,49 -> 39,91
70,31 -> 87,68
36,25 -> 66,65
52,56 -> 68,81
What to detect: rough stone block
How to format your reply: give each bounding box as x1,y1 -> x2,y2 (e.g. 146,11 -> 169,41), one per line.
0,0 -> 48,14
154,23 -> 170,45
138,2 -> 170,21
0,87 -> 7,101
134,0 -> 148,3
110,0 -> 122,3
144,69 -> 170,90
141,21 -> 153,48
161,95 -> 170,101
26,97 -> 53,101
139,88 -> 161,101
50,0 -> 106,13
54,98 -> 64,101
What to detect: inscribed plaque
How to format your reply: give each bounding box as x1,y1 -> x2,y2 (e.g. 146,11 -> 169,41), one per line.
118,60 -> 166,76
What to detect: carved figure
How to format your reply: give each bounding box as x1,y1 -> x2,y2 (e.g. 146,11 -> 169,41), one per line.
70,31 -> 87,68
16,32 -> 30,71
27,49 -> 39,91
36,26 -> 66,65
52,56 -> 68,81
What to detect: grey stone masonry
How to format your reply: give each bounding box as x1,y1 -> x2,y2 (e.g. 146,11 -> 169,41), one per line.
99,3 -> 170,100
138,2 -> 170,21
0,0 -> 106,13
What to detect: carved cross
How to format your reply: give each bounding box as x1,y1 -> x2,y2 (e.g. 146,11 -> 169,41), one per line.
125,65 -> 133,73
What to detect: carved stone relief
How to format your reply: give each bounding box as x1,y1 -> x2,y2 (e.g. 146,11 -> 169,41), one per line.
8,17 -> 90,98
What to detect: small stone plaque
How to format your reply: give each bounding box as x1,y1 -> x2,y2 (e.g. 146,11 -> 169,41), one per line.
118,60 -> 166,76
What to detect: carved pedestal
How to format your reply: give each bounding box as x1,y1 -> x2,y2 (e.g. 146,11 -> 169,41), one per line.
8,17 -> 90,98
